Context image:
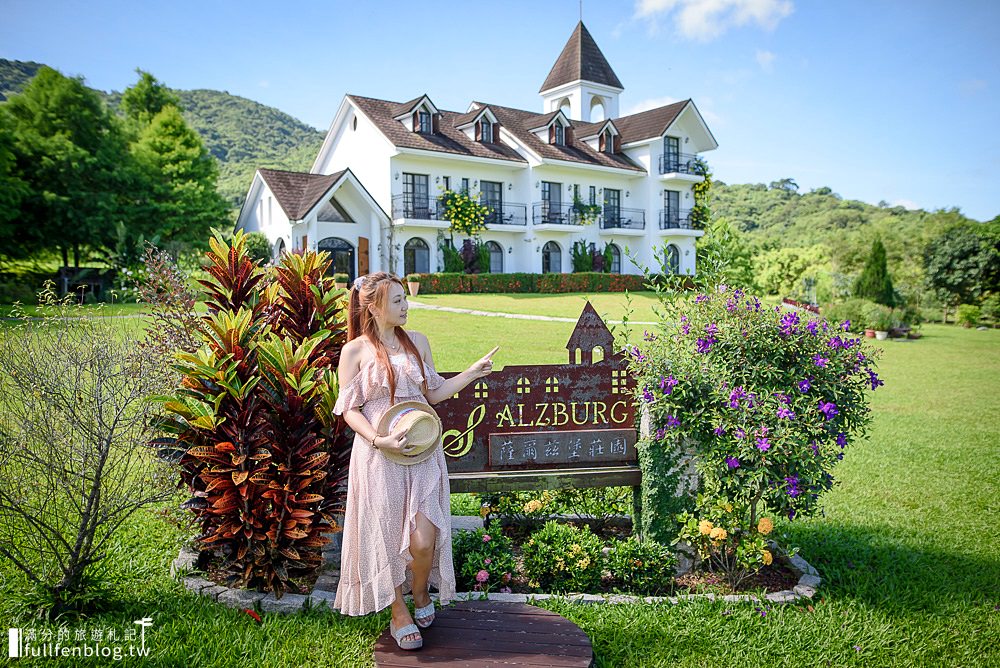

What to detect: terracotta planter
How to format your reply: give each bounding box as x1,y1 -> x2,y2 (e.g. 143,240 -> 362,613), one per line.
864,329 -> 876,338
334,282 -> 347,291
407,281 -> 420,296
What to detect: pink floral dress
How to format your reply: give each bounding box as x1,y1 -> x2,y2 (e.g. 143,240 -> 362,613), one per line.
331,340 -> 456,616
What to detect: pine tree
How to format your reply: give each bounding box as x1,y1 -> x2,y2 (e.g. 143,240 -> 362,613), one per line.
854,238 -> 895,307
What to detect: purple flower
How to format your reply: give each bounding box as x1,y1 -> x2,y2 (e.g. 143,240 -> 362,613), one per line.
642,386 -> 655,403
660,375 -> 678,394
705,322 -> 719,336
734,428 -> 746,440
717,284 -> 728,293
733,289 -> 745,300
779,311 -> 800,336
806,320 -> 820,336
695,337 -> 717,354
866,367 -> 884,390
774,392 -> 791,405
728,386 -> 746,409
827,335 -> 844,349
665,414 -> 681,429
655,427 -> 666,439
836,432 -> 848,448
797,378 -> 812,393
630,346 -> 646,363
681,323 -> 691,335
725,455 -> 740,469
812,354 -> 829,368
785,475 -> 801,497
713,425 -> 727,436
643,330 -> 657,341
725,299 -> 738,312
500,586 -> 512,594
776,406 -> 795,420
695,294 -> 709,304
810,442 -> 820,455
841,320 -> 851,332
756,437 -> 771,452
818,400 -> 839,420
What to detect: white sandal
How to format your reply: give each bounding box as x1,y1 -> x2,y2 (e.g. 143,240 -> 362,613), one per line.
389,622 -> 423,651
414,601 -> 436,628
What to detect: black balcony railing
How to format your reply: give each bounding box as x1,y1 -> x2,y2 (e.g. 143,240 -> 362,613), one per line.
600,207 -> 646,230
658,152 -> 705,176
392,194 -> 442,220
659,209 -> 693,229
531,202 -> 586,226
480,200 -> 527,226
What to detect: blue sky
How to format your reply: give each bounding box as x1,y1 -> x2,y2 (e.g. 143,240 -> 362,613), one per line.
4,0 -> 998,221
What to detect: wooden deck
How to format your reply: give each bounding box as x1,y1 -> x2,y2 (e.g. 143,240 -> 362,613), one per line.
374,600 -> 593,667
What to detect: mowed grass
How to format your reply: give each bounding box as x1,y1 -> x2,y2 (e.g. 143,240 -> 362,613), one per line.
411,291 -> 665,323
0,299 -> 998,666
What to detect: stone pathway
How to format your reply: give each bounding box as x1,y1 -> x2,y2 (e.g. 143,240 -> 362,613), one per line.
407,299 -> 656,325
172,516 -> 821,613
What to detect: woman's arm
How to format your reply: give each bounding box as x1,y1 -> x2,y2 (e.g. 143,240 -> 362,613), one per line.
413,332 -> 495,405
337,342 -> 411,453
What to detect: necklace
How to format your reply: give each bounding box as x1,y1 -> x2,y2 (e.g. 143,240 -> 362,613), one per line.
380,333 -> 399,350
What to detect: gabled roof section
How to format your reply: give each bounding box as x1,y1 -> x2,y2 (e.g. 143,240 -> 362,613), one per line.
391,94 -> 438,119
540,21 -> 623,93
481,102 -> 644,172
258,168 -> 346,220
525,109 -> 570,133
453,105 -> 498,130
574,118 -> 619,140
348,95 -> 527,164
614,100 -> 690,144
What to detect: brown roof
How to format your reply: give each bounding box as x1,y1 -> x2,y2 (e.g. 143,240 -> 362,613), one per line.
540,22 -> 623,93
258,168 -> 346,220
614,100 -> 689,144
480,102 -> 644,172
349,95 -> 527,164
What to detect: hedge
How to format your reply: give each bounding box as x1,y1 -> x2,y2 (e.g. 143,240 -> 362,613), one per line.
409,272 -> 655,294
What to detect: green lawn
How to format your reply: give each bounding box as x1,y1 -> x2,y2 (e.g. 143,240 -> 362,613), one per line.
411,291 -> 665,323
1,300 -> 998,666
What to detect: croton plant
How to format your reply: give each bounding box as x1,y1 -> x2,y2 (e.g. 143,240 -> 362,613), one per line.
157,232 -> 351,597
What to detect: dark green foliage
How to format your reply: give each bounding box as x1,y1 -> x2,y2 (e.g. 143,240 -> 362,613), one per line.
439,240 -> 465,272
853,238 -> 896,307
571,240 -> 593,272
244,231 -> 272,264
605,536 -> 677,595
923,223 -> 999,313
696,218 -> 758,291
452,528 -> 516,593
521,521 -> 605,592
120,68 -> 180,126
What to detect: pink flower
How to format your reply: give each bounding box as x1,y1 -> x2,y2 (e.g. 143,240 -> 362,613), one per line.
484,558 -> 492,565
482,534 -> 491,542
476,569 -> 489,583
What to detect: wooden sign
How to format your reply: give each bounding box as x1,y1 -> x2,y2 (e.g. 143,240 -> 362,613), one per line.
435,303 -> 639,493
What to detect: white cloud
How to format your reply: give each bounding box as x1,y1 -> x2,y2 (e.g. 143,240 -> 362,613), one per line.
755,49 -> 776,72
634,0 -> 793,41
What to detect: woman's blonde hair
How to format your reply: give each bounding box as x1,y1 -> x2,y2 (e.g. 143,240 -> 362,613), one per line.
347,272 -> 427,402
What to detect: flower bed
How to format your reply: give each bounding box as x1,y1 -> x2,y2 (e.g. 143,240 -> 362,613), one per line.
409,272 -> 651,294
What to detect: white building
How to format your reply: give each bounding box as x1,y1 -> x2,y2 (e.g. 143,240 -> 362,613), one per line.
237,22 -> 717,284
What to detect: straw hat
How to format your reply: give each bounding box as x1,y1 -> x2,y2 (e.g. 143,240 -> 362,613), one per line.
376,401 -> 443,466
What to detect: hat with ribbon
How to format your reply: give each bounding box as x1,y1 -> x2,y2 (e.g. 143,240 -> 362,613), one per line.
375,401 -> 443,466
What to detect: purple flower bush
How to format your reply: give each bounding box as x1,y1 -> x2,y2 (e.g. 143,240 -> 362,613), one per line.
628,286 -> 883,550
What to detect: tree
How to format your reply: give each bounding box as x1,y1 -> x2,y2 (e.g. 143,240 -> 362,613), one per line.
924,224 -> 998,321
130,104 -> 228,250
0,108 -> 29,254
854,238 -> 896,307
3,67 -> 129,266
120,68 -> 180,128
768,177 -> 798,193
696,217 -> 758,291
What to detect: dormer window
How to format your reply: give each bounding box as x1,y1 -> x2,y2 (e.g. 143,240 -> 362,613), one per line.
553,124 -> 565,146
418,110 -> 432,133
480,118 -> 493,143
603,129 -> 615,154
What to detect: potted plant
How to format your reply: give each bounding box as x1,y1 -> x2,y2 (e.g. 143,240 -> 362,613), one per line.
571,194 -> 602,226
872,306 -> 893,340
406,273 -> 421,296
332,272 -> 348,290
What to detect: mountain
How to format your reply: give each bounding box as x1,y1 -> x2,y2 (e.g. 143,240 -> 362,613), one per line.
0,59 -> 324,207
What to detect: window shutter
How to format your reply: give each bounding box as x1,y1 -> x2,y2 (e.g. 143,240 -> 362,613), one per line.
549,125 -> 555,144
599,133 -> 606,152
565,126 -> 574,146
412,111 -> 419,132
613,135 -> 621,153
475,121 -> 482,142
432,113 -> 440,134
493,122 -> 501,144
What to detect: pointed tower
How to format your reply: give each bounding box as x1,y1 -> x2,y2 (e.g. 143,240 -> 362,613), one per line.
540,21 -> 623,123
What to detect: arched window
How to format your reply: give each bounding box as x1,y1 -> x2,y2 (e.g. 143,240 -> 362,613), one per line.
542,241 -> 561,274
404,237 -> 430,275
273,238 -> 286,262
485,241 -> 503,274
664,244 -> 680,275
590,97 -> 605,122
558,97 -> 571,116
318,237 -> 355,282
608,243 -> 621,274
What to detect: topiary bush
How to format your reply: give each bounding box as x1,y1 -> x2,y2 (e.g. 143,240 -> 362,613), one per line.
956,304 -> 981,328
605,535 -> 676,595
520,521 -> 605,593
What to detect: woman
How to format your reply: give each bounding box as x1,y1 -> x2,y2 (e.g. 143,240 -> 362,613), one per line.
332,272 -> 497,650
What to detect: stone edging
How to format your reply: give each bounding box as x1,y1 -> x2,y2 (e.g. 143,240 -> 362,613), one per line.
170,540 -> 820,614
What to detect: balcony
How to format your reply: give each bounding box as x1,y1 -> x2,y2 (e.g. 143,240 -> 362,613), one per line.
600,207 -> 646,232
391,194 -> 449,228
480,200 -> 528,227
658,209 -> 693,230
658,152 -> 706,179
531,202 -> 587,228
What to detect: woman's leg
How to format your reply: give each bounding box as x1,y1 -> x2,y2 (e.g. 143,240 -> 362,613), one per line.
410,512 -> 437,610
389,587 -> 420,642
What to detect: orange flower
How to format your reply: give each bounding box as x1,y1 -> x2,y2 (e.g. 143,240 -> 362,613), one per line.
709,527 -> 728,541
698,520 -> 713,535
762,550 -> 773,566
757,517 -> 774,535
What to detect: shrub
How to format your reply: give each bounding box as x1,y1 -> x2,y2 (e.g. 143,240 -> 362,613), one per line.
452,528 -> 516,594
605,536 -> 676,595
627,284 -> 883,554
405,272 -> 649,294
572,240 -> 593,272
157,231 -> 350,597
981,295 -> 1000,324
521,521 -> 605,592
865,303 -> 894,331
439,241 -> 465,273
244,231 -> 272,264
332,272 -> 349,283
478,487 -> 632,533
956,304 -> 981,328
405,273 -> 421,282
